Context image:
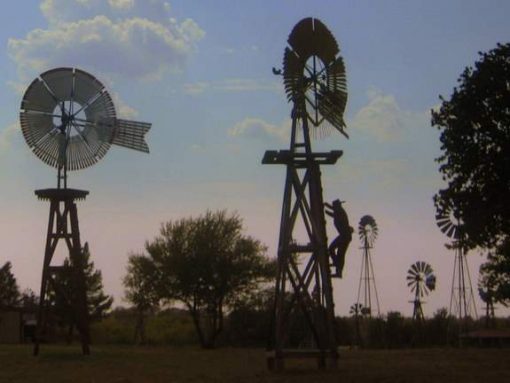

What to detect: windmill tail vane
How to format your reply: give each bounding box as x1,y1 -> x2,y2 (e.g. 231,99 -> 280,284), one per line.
95,117 -> 151,153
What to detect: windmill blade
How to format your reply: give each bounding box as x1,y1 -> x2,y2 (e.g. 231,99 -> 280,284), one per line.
21,78 -> 59,114
406,276 -> 416,283
283,48 -> 305,104
287,18 -> 338,63
426,274 -> 436,291
317,88 -> 348,137
73,69 -> 106,106
20,111 -> 54,148
316,56 -> 348,135
40,67 -> 74,104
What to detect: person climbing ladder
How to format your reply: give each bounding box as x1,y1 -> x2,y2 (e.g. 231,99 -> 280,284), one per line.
325,199 -> 353,278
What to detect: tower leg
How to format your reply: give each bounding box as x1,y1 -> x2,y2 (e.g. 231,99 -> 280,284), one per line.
33,189 -> 90,356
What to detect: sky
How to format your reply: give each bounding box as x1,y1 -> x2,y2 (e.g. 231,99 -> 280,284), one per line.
0,0 -> 509,317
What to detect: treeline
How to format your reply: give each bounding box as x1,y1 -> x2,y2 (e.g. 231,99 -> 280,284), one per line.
89,305 -> 510,348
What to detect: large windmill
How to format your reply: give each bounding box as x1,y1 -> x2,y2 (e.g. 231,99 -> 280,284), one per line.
263,18 -> 348,370
356,215 -> 380,317
436,206 -> 478,321
407,261 -> 436,321
20,67 -> 150,355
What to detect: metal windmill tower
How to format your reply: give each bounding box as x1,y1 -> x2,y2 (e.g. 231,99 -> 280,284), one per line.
263,18 -> 348,370
356,215 -> 380,317
436,207 -> 478,320
407,261 -> 436,321
20,67 -> 150,355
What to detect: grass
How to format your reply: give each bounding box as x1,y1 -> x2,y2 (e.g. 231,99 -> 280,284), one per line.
0,345 -> 509,382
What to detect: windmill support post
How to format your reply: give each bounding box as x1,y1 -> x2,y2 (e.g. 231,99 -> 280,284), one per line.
263,116 -> 341,370
448,247 -> 478,336
33,188 -> 90,356
356,237 -> 380,317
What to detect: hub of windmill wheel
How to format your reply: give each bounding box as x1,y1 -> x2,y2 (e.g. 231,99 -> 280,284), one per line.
53,101 -> 87,136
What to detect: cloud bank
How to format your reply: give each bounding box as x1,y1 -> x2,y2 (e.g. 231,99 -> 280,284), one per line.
8,0 -> 204,81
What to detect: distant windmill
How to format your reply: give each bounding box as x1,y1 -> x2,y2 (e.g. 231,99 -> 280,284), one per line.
436,206 -> 477,320
20,67 -> 151,355
356,215 -> 381,317
407,261 -> 436,321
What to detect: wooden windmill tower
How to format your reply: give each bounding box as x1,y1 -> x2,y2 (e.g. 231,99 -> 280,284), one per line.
20,67 -> 151,355
263,18 -> 348,370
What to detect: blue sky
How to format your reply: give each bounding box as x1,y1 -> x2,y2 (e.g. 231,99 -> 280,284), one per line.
1,0 -> 509,317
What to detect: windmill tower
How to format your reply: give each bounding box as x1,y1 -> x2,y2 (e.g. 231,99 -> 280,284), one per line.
436,207 -> 478,320
407,261 -> 436,321
263,18 -> 348,370
20,67 -> 150,355
356,215 -> 380,317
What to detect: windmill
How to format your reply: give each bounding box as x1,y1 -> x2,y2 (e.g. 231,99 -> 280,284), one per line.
20,67 -> 151,355
263,18 -> 348,370
356,215 -> 380,317
407,261 -> 436,321
436,206 -> 478,320
349,303 -> 364,346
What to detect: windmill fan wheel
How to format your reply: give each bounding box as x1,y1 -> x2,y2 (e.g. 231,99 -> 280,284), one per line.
358,215 -> 378,246
20,67 -> 151,172
283,18 -> 348,138
435,205 -> 462,240
406,261 -> 436,297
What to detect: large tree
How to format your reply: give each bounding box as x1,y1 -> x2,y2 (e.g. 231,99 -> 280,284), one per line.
145,210 -> 274,348
0,262 -> 20,308
432,43 -> 510,250
123,253 -> 160,344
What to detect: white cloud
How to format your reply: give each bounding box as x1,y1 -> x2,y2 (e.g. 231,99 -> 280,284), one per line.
183,78 -> 281,95
229,118 -> 290,142
108,0 -> 134,10
183,82 -> 210,95
9,1 -> 205,82
349,88 -> 428,142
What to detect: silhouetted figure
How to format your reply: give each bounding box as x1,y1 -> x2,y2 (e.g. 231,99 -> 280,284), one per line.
325,199 -> 353,278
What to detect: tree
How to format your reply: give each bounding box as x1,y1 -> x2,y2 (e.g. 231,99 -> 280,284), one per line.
431,43 -> 510,250
479,238 -> 510,309
51,243 -> 113,338
0,261 -> 20,308
123,253 -> 160,344
146,210 -> 274,348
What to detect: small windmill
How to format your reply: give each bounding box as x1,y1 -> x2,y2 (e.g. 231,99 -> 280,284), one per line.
407,261 -> 436,321
349,303 -> 364,346
436,206 -> 478,320
356,215 -> 380,317
263,18 -> 348,370
20,67 -> 151,355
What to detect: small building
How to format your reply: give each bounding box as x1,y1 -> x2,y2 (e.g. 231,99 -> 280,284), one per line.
0,309 -> 23,343
460,329 -> 510,348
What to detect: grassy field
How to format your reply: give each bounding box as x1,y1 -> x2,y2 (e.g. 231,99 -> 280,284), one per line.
0,345 -> 509,382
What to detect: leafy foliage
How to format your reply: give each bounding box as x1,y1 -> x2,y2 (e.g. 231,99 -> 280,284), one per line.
432,43 -> 510,250
144,210 -> 274,348
479,238 -> 510,307
51,244 -> 113,330
0,262 -> 20,308
123,254 -> 160,344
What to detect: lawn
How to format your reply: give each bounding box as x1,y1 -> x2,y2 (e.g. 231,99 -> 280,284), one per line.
0,345 -> 509,382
